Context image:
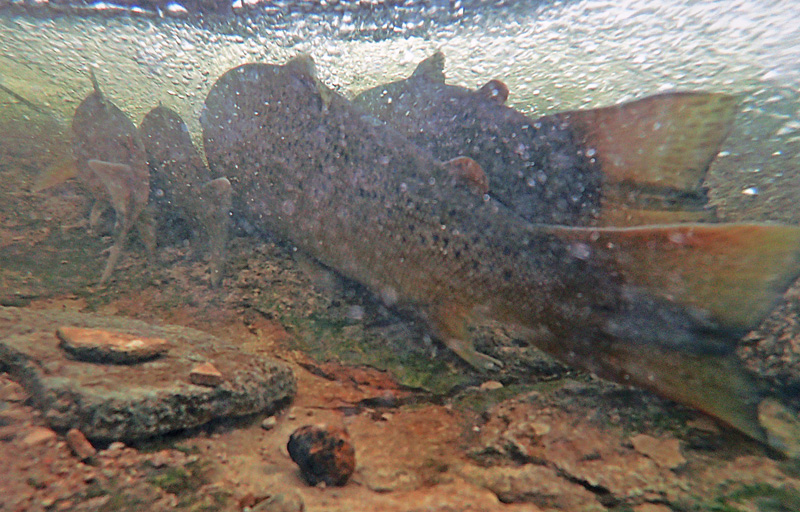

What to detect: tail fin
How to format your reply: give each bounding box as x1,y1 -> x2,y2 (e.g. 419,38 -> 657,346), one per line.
589,325 -> 768,444
548,222 -> 800,446
549,223 -> 800,330
546,92 -> 738,226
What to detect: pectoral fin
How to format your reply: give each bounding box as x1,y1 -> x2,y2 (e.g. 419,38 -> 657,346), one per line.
198,177 -> 233,287
428,301 -> 502,372
548,92 -> 738,226
87,159 -> 145,286
87,159 -> 135,221
549,223 -> 800,330
443,156 -> 489,196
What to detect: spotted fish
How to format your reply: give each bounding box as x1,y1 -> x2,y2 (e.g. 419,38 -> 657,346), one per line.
139,105 -> 232,286
201,56 -> 800,448
71,71 -> 152,285
354,51 -> 736,227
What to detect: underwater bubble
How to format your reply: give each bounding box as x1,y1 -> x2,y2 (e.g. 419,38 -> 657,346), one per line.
569,242 -> 591,260
380,286 -> 398,306
345,305 -> 365,321
281,199 -> 296,215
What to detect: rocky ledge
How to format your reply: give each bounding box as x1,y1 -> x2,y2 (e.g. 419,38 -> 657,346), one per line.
0,307 -> 295,441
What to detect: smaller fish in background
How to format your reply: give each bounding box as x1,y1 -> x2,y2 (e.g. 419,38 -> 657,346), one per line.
0,80 -> 76,192
71,69 -> 153,285
139,105 -> 231,287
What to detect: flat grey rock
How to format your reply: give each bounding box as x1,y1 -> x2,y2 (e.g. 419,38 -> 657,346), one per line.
0,307 -> 296,441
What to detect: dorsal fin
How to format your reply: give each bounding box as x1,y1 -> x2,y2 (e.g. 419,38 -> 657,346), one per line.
476,79 -> 509,105
89,68 -> 102,96
285,54 -> 334,109
545,92 -> 738,226
285,54 -> 317,80
411,51 -> 446,83
547,223 -> 800,330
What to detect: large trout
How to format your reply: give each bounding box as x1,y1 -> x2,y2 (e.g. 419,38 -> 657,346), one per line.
354,51 -> 735,228
201,56 -> 800,447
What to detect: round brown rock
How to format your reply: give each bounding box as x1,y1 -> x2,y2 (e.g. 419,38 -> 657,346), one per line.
287,424 -> 355,486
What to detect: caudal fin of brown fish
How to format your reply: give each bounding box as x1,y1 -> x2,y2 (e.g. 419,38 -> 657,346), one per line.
548,223 -> 800,449
548,92 -> 738,226
552,223 -> 800,329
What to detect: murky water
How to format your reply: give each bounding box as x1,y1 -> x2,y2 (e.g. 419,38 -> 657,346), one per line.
2,1 -> 800,510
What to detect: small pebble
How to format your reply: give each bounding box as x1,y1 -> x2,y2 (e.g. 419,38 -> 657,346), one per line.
480,380 -> 504,391
189,362 -> 224,387
287,424 -> 355,486
252,490 -> 304,512
630,434 -> 685,469
261,416 -> 278,431
22,426 -> 58,446
0,380 -> 28,402
66,428 -> 96,460
56,326 -> 168,364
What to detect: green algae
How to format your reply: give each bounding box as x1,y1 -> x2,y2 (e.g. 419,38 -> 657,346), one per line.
699,483 -> 800,512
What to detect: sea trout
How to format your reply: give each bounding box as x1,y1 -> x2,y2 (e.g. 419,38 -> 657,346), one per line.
72,71 -> 152,285
354,51 -> 735,227
139,105 -> 232,286
201,56 -> 800,448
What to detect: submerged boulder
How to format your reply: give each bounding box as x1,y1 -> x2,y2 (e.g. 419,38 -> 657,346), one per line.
0,307 -> 295,441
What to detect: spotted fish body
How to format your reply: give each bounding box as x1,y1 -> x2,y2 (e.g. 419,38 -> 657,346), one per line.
202,57 -> 800,446
354,52 -> 737,227
201,59 -> 604,335
354,51 -> 602,226
140,105 -> 215,229
72,77 -> 149,223
72,73 -> 150,284
140,106 -> 232,286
